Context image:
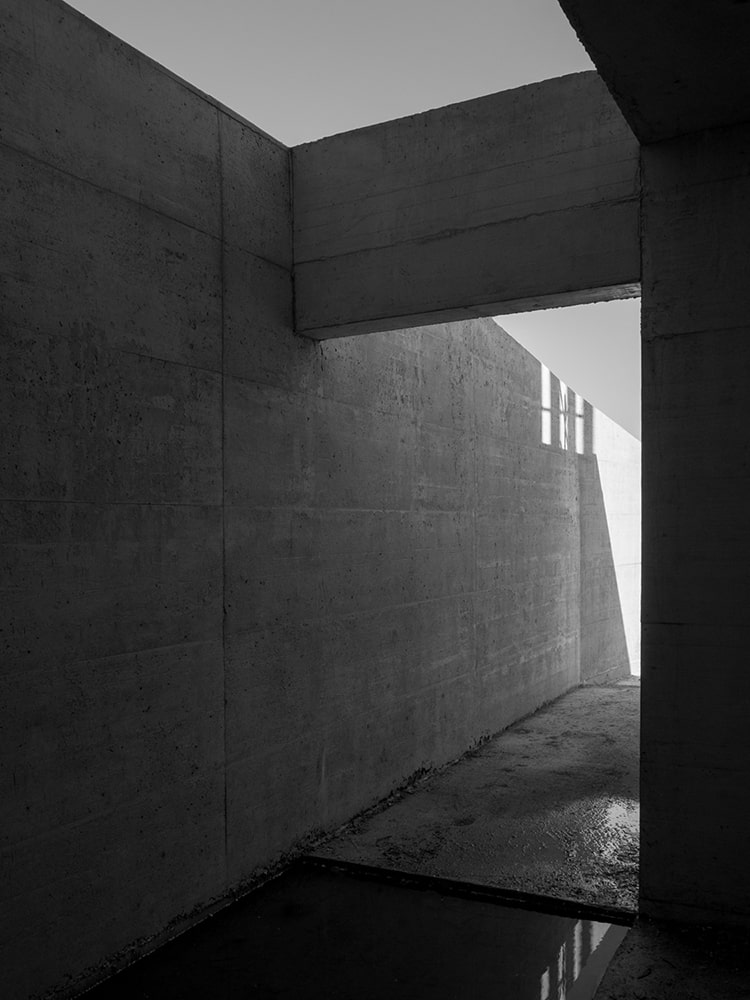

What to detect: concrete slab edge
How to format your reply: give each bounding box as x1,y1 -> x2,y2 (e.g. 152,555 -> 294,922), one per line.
298,855 -> 636,927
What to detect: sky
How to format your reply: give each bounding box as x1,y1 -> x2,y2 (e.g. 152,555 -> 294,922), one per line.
496,301 -> 641,440
65,0 -> 639,437
65,0 -> 593,145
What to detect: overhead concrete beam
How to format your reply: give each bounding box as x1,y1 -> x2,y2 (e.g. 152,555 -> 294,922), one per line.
557,0 -> 750,144
292,72 -> 640,340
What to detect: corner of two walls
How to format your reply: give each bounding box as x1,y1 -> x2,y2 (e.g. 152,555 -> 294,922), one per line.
227,316 -> 585,872
1,1 -> 637,995
1,0 -> 293,994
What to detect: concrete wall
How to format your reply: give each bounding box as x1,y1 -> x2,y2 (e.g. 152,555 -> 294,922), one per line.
580,409 -> 642,681
223,319 -> 585,882
0,2 -> 640,995
0,0 -> 286,995
640,123 -> 750,924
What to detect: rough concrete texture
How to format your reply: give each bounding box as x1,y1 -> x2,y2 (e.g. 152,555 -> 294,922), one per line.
558,0 -> 750,143
595,919 -> 750,1000
640,123 -> 750,926
580,410 -> 642,680
315,684 -> 640,913
0,3 -> 640,996
223,323 -> 587,882
84,865 -> 629,1000
292,72 -> 640,338
0,1 -> 285,996
7,0 -> 750,989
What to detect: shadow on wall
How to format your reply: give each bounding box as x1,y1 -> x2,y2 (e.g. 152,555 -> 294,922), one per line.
540,364 -> 641,682
578,404 -> 641,682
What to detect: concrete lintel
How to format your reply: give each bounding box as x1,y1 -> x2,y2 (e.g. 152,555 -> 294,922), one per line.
298,283 -> 641,341
292,72 -> 640,339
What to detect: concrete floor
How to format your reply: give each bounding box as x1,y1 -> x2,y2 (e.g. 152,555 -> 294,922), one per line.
595,918 -> 750,1000
315,682 -> 640,913
84,863 -> 629,999
310,680 -> 750,999
81,680 -> 750,999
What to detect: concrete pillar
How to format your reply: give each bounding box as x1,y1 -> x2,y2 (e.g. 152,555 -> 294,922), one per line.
640,123 -> 750,924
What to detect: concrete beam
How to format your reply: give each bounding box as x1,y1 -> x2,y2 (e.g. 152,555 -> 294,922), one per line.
292,72 -> 640,339
558,0 -> 750,144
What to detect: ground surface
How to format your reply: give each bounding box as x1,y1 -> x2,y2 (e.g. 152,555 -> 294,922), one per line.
596,918 -> 750,1000
315,682 -> 640,912
84,680 -> 750,999
85,863 -> 627,999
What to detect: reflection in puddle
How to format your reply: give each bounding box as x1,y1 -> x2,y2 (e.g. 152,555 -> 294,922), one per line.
86,862 -> 629,999
538,917 -> 627,999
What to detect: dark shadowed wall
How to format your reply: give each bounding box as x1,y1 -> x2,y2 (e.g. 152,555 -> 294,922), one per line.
641,123 -> 750,924
0,2 -> 638,996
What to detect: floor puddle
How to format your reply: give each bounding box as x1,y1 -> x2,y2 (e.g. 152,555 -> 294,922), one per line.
86,862 -> 629,998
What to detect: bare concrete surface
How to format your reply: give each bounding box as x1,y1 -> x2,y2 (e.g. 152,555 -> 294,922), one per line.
595,919 -> 750,1000
293,73 -> 639,339
315,683 -> 639,912
558,0 -> 750,143
83,863 -> 629,1000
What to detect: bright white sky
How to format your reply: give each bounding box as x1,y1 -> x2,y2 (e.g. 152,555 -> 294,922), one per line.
495,301 -> 641,440
66,0 -> 639,437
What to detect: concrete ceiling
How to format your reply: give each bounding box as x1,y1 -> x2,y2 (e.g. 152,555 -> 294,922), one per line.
557,0 -> 750,143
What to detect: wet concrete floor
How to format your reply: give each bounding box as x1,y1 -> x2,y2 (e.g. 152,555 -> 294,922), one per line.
82,681 -> 750,998
83,683 -> 640,997
315,682 -> 640,912
84,862 -> 629,999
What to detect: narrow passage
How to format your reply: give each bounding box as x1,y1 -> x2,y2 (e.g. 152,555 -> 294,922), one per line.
315,682 -> 640,912
85,683 -> 638,998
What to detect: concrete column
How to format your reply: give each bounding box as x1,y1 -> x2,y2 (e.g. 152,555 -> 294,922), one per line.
640,123 -> 750,924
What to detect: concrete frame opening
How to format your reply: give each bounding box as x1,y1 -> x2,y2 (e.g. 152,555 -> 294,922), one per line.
492,297 -> 642,902
498,297 -> 642,683
314,299 -> 642,919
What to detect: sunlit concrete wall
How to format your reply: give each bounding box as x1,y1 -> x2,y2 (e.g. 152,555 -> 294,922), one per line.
580,409 -> 642,681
